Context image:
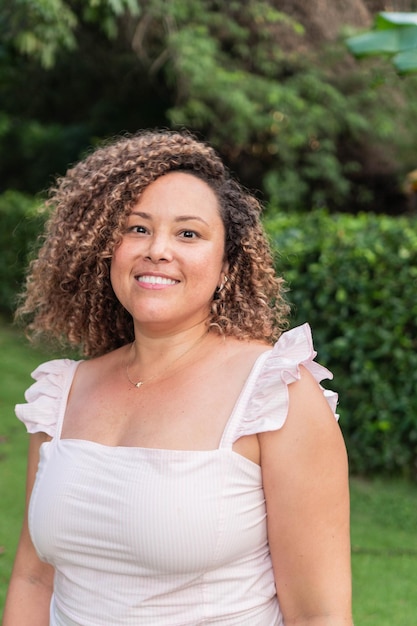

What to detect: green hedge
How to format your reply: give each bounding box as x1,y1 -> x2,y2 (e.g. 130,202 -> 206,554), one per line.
2,194 -> 417,479
0,191 -> 46,316
266,210 -> 417,479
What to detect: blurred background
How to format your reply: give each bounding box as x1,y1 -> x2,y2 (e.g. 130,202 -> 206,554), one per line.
1,1 -> 417,623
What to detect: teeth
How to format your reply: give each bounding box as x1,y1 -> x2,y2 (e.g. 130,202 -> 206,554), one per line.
138,275 -> 177,285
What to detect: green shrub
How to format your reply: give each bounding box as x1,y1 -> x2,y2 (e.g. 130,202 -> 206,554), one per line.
2,193 -> 417,479
266,210 -> 417,479
0,190 -> 47,316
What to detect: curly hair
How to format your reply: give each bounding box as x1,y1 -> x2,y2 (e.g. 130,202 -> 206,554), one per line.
16,129 -> 290,356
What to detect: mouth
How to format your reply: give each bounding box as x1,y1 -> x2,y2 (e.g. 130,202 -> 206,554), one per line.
135,274 -> 179,286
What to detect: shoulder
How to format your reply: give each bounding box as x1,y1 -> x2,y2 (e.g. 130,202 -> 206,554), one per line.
258,346 -> 348,520
15,358 -> 81,437
259,358 -> 351,623
265,323 -> 338,407
258,330 -> 346,481
236,324 -> 338,436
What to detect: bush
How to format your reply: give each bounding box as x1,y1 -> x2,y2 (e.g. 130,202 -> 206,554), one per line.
266,210 -> 417,479
0,190 -> 47,316
2,194 -> 417,479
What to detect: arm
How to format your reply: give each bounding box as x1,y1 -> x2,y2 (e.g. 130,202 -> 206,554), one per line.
2,432 -> 54,626
259,366 -> 352,626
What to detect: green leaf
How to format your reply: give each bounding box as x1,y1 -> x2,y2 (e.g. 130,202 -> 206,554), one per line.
376,12 -> 417,28
346,25 -> 417,57
394,48 -> 417,72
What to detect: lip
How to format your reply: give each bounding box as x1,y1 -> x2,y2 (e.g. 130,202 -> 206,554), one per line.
134,273 -> 180,290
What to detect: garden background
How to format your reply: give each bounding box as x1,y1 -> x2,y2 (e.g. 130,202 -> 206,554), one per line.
1,1 -> 417,623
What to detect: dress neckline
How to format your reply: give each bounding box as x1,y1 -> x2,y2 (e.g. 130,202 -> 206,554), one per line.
54,348 -> 273,452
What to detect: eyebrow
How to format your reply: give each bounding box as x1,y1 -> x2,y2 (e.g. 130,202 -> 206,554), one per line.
130,211 -> 209,226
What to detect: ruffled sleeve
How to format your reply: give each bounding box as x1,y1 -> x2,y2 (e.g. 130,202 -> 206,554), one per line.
231,323 -> 338,441
15,359 -> 79,438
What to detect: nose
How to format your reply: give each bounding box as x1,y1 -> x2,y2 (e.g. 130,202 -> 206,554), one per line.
144,232 -> 173,263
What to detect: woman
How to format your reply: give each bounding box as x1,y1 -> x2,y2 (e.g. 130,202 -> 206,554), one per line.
3,130 -> 352,625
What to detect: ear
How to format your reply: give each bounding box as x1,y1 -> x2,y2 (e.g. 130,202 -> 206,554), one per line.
215,263 -> 229,293
221,260 -> 229,278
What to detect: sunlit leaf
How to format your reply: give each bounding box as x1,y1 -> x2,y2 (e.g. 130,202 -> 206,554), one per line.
394,48 -> 417,72
376,12 -> 417,28
347,25 -> 417,56
346,11 -> 417,74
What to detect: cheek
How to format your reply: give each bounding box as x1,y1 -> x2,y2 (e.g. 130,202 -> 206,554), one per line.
110,238 -> 131,272
109,254 -> 118,286
194,251 -> 225,293
109,248 -> 126,295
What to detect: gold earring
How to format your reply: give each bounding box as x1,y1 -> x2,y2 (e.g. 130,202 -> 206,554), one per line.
216,275 -> 228,293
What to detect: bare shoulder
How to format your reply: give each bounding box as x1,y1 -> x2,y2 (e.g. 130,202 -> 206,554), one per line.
259,364 -> 346,469
72,344 -> 127,384
258,366 -> 351,623
220,335 -> 271,368
77,344 -> 127,370
258,364 -> 349,527
64,345 -> 128,421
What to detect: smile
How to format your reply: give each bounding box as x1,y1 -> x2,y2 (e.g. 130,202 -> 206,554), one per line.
136,275 -> 179,285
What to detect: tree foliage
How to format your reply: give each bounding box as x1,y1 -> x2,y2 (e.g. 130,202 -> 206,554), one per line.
1,1 -> 417,212
0,191 -> 45,316
2,0 -> 140,67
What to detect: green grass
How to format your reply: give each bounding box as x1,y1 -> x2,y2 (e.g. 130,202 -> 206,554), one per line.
350,477 -> 417,625
1,321 -> 417,623
0,320 -> 54,610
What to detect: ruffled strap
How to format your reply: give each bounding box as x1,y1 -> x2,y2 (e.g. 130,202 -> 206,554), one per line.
224,323 -> 338,445
15,359 -> 80,438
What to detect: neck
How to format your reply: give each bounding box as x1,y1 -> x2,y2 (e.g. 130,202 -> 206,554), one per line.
126,323 -> 212,387
134,320 -> 210,357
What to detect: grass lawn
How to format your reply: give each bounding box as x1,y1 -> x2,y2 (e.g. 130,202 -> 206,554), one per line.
1,320 -> 417,623
350,477 -> 417,625
0,319 -> 53,611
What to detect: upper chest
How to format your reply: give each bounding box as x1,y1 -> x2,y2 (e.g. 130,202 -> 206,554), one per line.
61,343 -> 269,450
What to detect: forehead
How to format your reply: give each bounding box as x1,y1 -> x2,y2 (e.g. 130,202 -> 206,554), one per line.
136,171 -> 220,210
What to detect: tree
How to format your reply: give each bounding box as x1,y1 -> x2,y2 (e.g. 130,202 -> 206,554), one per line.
1,0 -> 140,68
2,1 -> 417,213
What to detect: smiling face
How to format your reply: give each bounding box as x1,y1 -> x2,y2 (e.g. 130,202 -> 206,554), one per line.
110,171 -> 228,335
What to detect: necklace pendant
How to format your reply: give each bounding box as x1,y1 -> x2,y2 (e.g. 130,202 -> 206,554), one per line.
135,381 -> 144,388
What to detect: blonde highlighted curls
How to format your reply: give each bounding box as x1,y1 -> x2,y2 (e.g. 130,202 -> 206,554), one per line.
16,129 -> 290,357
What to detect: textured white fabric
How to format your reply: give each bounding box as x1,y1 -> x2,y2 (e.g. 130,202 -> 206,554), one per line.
16,323 -> 338,626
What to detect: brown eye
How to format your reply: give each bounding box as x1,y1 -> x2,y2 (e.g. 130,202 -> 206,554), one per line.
180,230 -> 198,239
129,225 -> 148,234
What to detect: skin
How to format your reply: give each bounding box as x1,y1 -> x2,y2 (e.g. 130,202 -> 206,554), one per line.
110,171 -> 229,338
260,368 -> 352,624
2,433 -> 54,625
3,172 -> 352,625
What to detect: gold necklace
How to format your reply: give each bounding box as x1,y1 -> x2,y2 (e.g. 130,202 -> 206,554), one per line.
125,331 -> 208,389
